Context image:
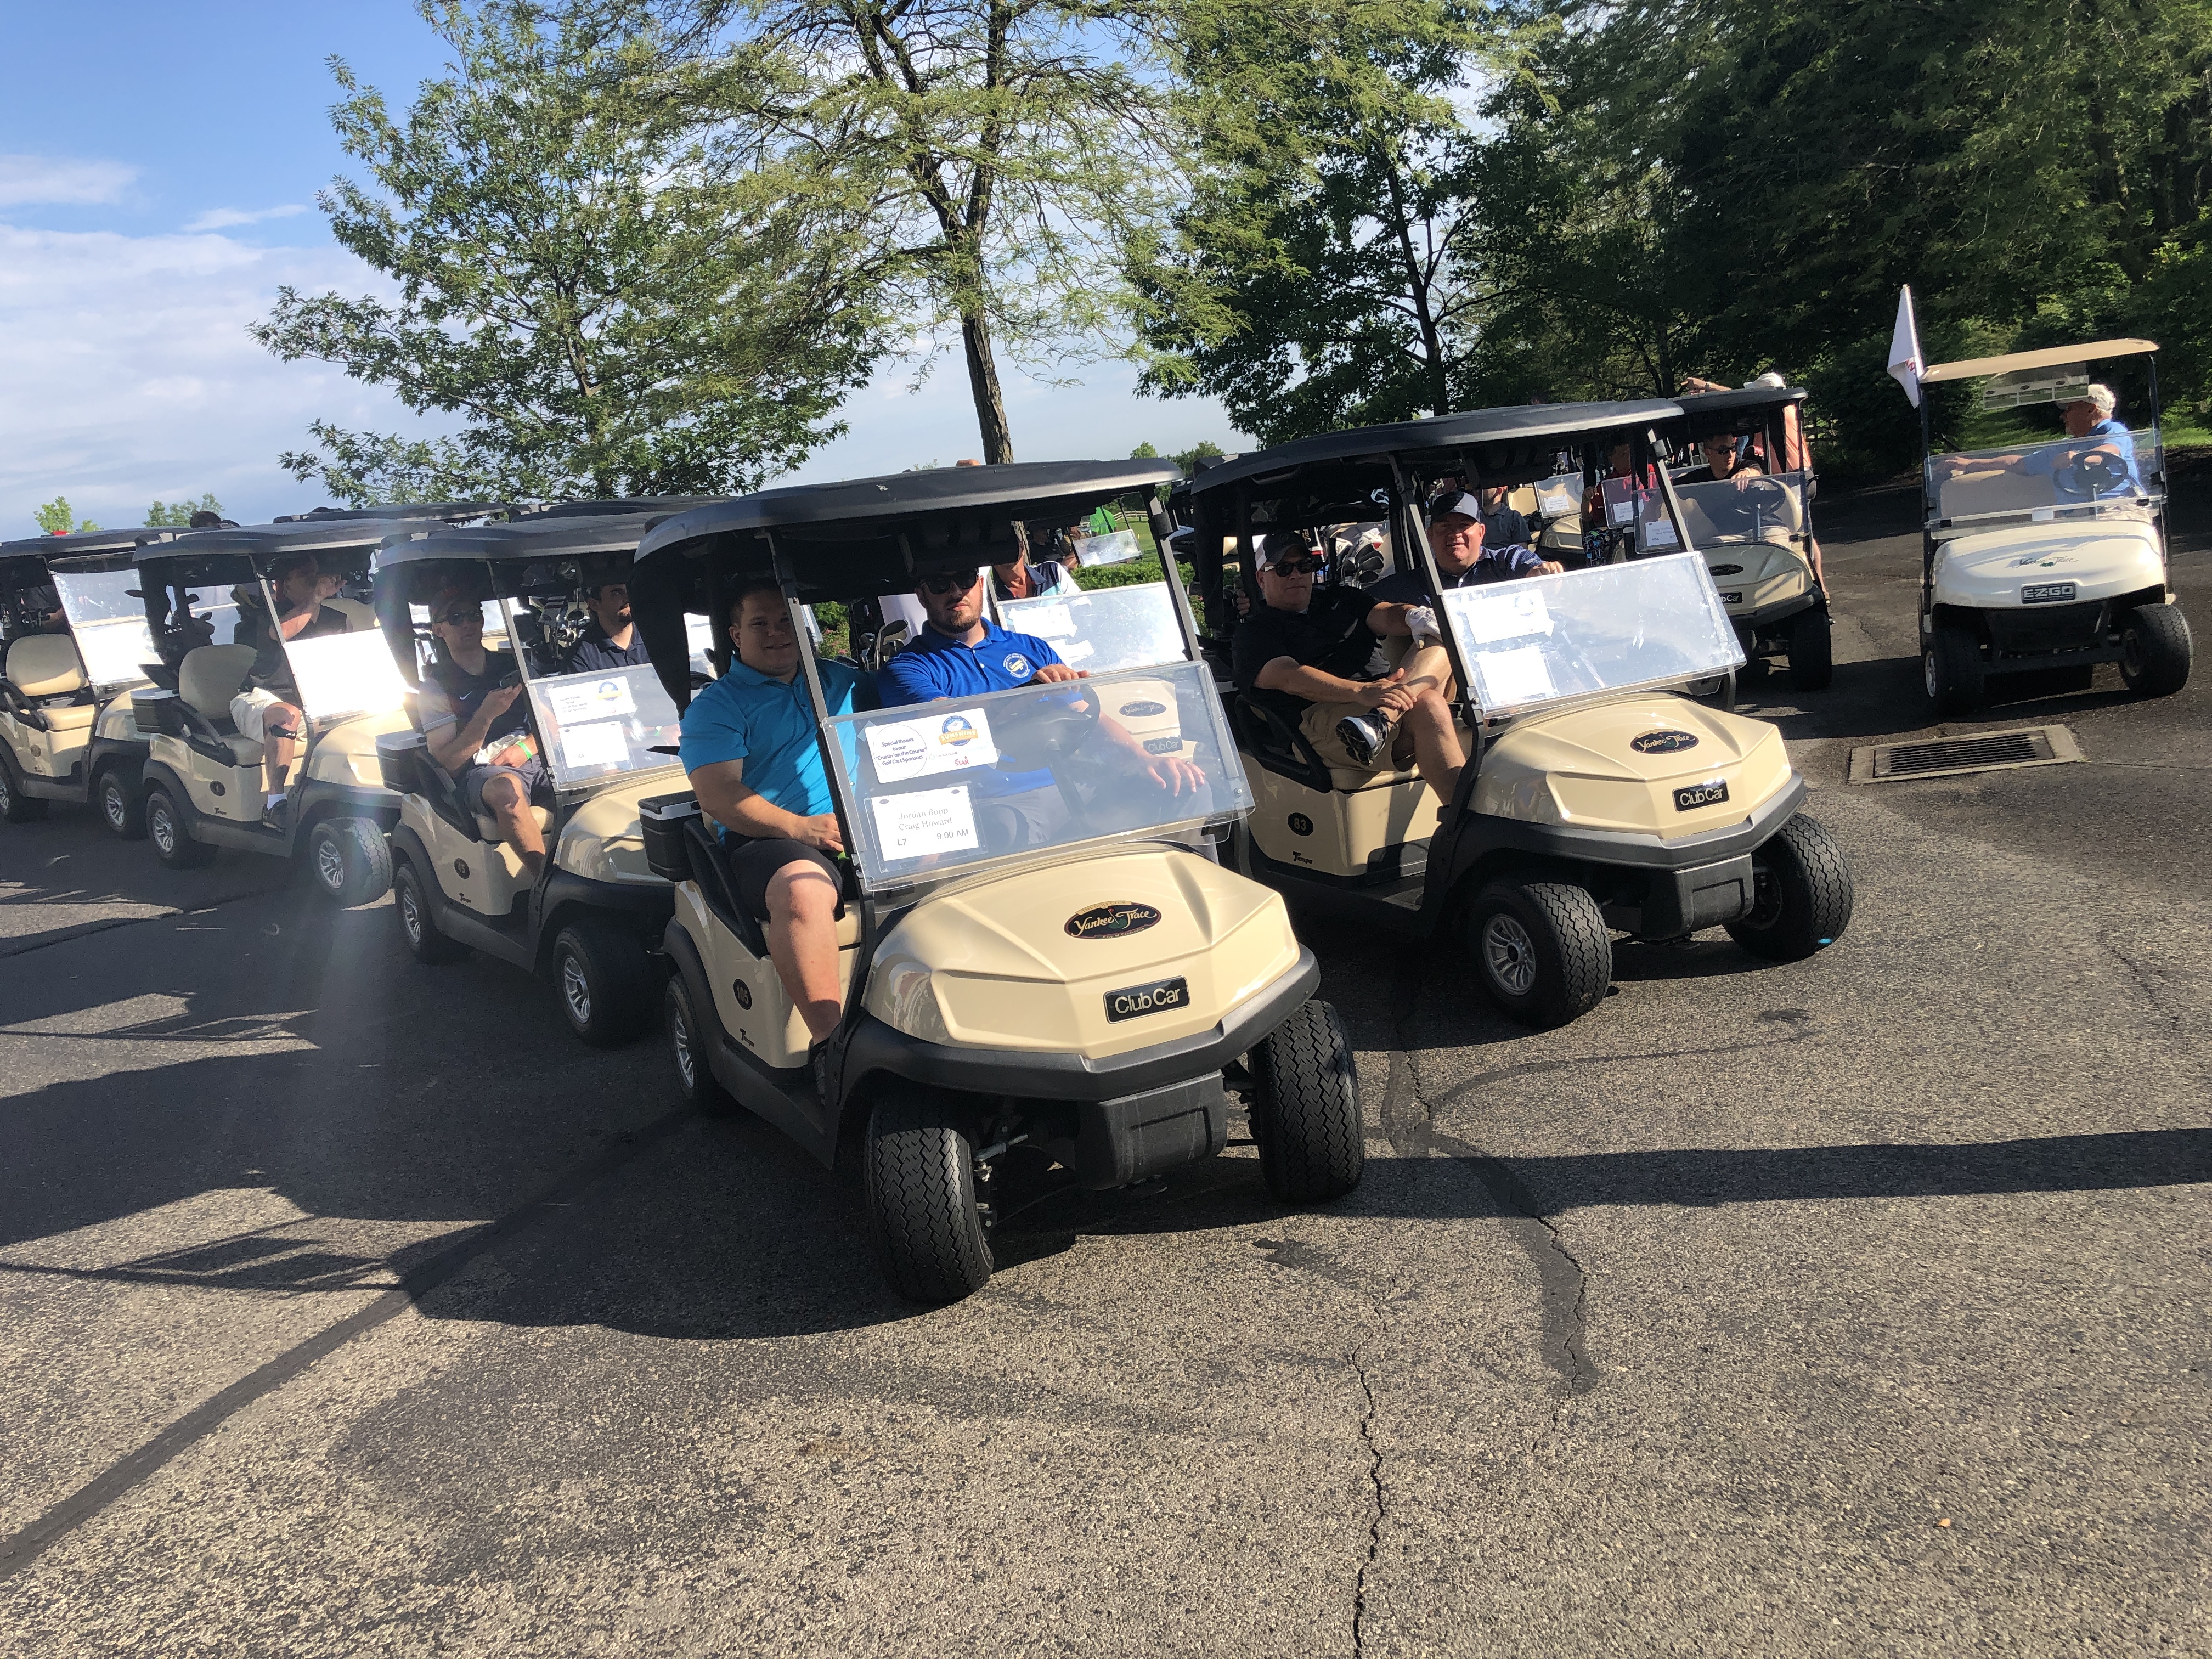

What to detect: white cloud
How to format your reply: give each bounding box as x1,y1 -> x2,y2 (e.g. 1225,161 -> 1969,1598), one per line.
0,154 -> 139,208
183,204 -> 309,233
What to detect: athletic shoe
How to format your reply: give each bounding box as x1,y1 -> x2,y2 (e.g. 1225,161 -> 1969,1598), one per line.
1335,712 -> 1390,768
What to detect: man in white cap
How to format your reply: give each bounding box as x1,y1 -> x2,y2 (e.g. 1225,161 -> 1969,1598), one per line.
1939,382 -> 2140,498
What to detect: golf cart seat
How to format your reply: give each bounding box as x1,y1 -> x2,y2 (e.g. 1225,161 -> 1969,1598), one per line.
654,799 -> 861,955
2,635 -> 97,730
177,644 -> 265,764
325,596 -> 379,631
1232,693 -> 1421,793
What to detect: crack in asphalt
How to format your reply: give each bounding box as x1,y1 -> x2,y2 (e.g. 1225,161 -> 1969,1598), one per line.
1350,1345 -> 1385,1657
2101,934 -> 2186,1036
0,884 -> 286,960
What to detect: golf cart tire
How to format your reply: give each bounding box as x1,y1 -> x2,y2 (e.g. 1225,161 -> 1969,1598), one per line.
664,973 -> 738,1118
1468,879 -> 1612,1030
1726,814 -> 1853,962
1925,623 -> 1984,716
308,816 -> 391,908
96,767 -> 146,840
145,787 -> 212,866
552,919 -> 653,1047
864,1088 -> 994,1304
0,764 -> 46,825
393,856 -> 468,965
2119,603 -> 2192,698
1787,610 -> 1834,691
1248,999 -> 1365,1203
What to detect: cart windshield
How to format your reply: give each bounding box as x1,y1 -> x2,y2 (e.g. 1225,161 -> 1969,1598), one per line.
1637,470 -> 1810,552
281,627 -> 411,722
50,566 -> 165,689
1924,425 -> 2161,530
826,659 -> 1250,893
520,659 -> 684,789
1439,552 -> 1742,718
996,582 -> 1189,674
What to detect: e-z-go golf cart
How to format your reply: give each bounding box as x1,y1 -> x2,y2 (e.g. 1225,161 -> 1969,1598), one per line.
0,526 -> 184,828
370,511 -> 690,1046
1658,383 -> 1831,689
125,518 -> 482,901
1914,337 -> 2190,714
1185,401 -> 1854,1029
628,461 -> 1363,1304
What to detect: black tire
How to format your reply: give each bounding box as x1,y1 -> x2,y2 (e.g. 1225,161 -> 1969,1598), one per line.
0,761 -> 46,824
1468,879 -> 1612,1029
665,973 -> 738,1118
1726,814 -> 1854,962
144,787 -> 213,867
95,767 -> 146,839
551,918 -> 653,1047
864,1089 -> 993,1304
1248,999 -> 1365,1203
1787,608 -> 1834,690
307,816 -> 392,907
1924,622 -> 1984,717
2119,602 -> 2192,697
393,856 -> 467,964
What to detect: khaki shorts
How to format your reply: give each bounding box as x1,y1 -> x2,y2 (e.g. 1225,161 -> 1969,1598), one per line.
229,687 -> 295,743
1297,699 -> 1395,775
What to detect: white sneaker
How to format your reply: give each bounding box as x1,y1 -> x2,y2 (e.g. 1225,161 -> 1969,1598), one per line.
1335,712 -> 1390,767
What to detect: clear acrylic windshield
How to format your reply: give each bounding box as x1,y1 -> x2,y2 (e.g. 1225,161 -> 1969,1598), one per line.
827,659 -> 1250,892
996,582 -> 1189,674
283,628 -> 410,721
1925,426 -> 2161,529
51,566 -> 163,689
1440,552 -> 1743,717
523,662 -> 684,788
1533,473 -> 1583,517
1638,469 -> 1810,552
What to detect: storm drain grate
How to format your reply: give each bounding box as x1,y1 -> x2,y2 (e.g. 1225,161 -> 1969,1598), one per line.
1849,725 -> 2083,784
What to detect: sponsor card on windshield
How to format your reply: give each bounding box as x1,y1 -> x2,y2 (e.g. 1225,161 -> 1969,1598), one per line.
1012,600 -> 1075,636
864,708 -> 1000,781
1476,643 -> 1556,707
1640,514 -> 1679,548
1455,586 -> 1554,645
870,785 -> 979,856
549,675 -> 638,724
559,719 -> 631,770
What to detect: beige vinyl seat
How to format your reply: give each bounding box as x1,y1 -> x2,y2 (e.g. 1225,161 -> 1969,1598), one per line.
177,645 -> 266,764
325,596 -> 379,631
5,635 -> 96,728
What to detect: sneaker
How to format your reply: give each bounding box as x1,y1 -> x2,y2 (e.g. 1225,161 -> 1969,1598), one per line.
260,792 -> 287,824
1335,712 -> 1390,768
809,1039 -> 836,1103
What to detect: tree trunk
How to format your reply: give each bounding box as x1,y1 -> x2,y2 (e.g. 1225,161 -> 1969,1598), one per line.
960,301 -> 1014,463
1378,149 -> 1449,416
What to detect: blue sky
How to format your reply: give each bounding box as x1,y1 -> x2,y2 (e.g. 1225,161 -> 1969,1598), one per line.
0,1 -> 1246,535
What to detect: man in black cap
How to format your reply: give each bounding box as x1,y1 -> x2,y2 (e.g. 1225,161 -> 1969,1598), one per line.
1371,492 -> 1561,607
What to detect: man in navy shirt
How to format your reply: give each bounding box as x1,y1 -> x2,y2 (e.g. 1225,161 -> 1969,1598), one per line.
878,563 -> 1205,850
680,577 -> 868,1048
565,580 -> 652,672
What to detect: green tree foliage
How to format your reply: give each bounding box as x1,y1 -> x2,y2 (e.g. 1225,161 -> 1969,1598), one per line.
252,1 -> 885,504
1133,1 -> 1506,445
33,499 -> 97,535
146,494 -> 223,527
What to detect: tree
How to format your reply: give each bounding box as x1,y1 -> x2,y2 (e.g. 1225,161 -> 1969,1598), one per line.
147,494 -> 223,527
33,499 -> 96,535
1171,438 -> 1222,474
711,1 -> 1173,462
1134,2 -> 1508,445
1129,440 -> 1159,458
252,0 -> 887,504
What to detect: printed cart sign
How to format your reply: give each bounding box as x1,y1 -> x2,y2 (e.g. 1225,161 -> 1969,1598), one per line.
548,675 -> 639,724
1475,644 -> 1556,706
864,707 -> 1000,781
870,785 -> 979,856
1459,587 -> 1554,646
558,720 -> 631,770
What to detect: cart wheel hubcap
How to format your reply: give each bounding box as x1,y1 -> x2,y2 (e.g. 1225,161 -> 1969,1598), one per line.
317,836 -> 346,890
673,1006 -> 695,1088
561,956 -> 592,1025
152,808 -> 173,853
400,885 -> 422,943
1482,912 -> 1539,997
104,783 -> 125,826
1923,651 -> 1939,698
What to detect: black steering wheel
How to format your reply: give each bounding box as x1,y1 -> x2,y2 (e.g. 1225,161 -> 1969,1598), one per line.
992,685 -> 1103,771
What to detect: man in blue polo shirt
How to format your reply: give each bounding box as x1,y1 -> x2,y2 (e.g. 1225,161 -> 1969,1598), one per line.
680,576 -> 868,1048
878,562 -> 1206,850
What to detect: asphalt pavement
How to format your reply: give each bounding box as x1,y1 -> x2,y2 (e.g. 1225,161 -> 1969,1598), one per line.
2,481 -> 2207,1656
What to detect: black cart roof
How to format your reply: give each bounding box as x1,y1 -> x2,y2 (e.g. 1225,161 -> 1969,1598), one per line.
509,496 -> 720,522
1667,384 -> 1808,441
272,500 -> 508,524
0,526 -> 180,566
132,515 -> 461,585
374,512 -> 675,571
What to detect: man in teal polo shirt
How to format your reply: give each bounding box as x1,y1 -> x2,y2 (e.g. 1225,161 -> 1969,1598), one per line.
680,576 -> 868,1048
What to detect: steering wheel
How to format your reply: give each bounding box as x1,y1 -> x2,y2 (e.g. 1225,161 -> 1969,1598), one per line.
992,686 -> 1103,771
2068,449 -> 2130,499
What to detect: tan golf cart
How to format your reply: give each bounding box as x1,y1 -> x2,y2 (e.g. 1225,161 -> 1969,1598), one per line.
370,511 -> 690,1045
1184,400 -> 1855,1029
628,461 -> 1364,1304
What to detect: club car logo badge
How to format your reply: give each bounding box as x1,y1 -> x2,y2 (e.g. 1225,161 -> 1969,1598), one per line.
1003,652 -> 1032,678
937,713 -> 982,749
1065,900 -> 1163,940
1631,730 -> 1701,755
1105,975 -> 1190,1023
1674,780 -> 1730,811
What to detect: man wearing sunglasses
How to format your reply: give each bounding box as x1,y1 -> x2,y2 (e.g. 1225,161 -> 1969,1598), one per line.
417,590 -> 552,880
1234,531 -> 1468,799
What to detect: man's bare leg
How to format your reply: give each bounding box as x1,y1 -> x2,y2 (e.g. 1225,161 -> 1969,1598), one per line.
484,772 -> 548,881
1391,689 -> 1465,802
765,861 -> 842,1042
263,704 -> 302,801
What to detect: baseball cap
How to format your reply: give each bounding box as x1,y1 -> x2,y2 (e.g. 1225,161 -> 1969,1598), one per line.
1256,531 -> 1319,569
1427,492 -> 1483,523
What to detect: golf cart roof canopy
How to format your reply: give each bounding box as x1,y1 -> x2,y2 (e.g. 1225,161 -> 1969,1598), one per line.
0,526 -> 180,560
1921,338 -> 2159,386
1186,400 -> 1683,510
510,496 -> 721,522
133,517 -> 447,587
375,512 -> 676,571
272,500 -> 507,524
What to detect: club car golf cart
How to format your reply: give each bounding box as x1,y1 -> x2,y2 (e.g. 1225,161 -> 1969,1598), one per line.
1660,384 -> 1831,689
1915,338 -> 2190,713
629,461 -> 1363,1304
0,527 -> 183,827
128,517 -> 464,900
1186,401 -> 1855,1029
370,512 -> 689,1045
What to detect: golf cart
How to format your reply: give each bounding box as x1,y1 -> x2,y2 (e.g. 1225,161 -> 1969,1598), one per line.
370,512 -> 687,1046
0,527 -> 181,827
1660,385 -> 1831,689
628,461 -> 1363,1304
1915,338 -> 2190,713
1185,401 -> 1854,1029
128,518 -> 454,901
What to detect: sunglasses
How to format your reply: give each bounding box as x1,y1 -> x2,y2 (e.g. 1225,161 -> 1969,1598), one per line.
918,571 -> 981,596
440,608 -> 481,626
1265,557 -> 1327,576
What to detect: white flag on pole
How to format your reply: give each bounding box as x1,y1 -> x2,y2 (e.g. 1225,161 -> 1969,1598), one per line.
1887,285 -> 1925,408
